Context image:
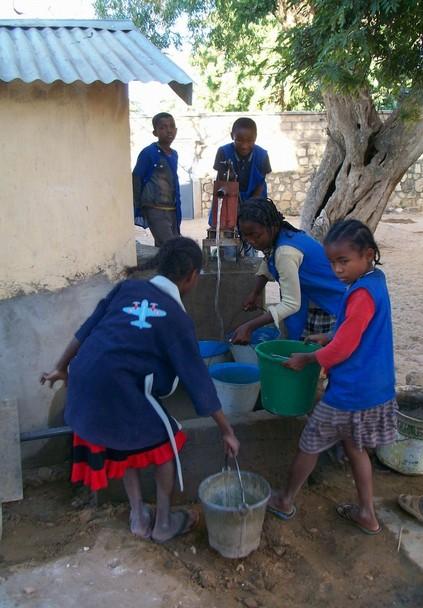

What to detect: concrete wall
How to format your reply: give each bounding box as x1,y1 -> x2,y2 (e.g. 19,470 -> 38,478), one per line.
0,275 -> 115,460
130,110 -> 423,217
104,411 -> 305,504
0,80 -> 136,300
0,80 -> 138,459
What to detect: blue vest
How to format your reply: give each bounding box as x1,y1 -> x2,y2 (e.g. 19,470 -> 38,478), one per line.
133,142 -> 182,230
324,269 -> 395,411
267,230 -> 345,339
221,143 -> 268,201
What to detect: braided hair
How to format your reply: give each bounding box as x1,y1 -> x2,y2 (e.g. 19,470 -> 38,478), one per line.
135,237 -> 203,281
324,219 -> 381,265
238,197 -> 300,253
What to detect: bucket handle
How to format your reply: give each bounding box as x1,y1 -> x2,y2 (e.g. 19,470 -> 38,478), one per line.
223,455 -> 249,515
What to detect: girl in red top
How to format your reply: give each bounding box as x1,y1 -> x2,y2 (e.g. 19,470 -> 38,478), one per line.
268,220 -> 397,535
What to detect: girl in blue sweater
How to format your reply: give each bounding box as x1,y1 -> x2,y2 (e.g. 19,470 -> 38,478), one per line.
231,198 -> 344,343
41,237 -> 239,543
268,220 -> 397,535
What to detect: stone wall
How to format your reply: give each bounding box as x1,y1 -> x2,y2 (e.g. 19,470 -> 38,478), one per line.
130,110 -> 423,217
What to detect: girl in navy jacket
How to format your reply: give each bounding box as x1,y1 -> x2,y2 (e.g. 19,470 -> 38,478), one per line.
268,220 -> 397,535
41,237 -> 239,543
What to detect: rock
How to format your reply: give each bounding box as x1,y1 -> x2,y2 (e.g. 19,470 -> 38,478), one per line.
242,598 -> 259,608
78,508 -> 96,524
272,545 -> 286,557
37,467 -> 54,482
198,570 -> 216,588
397,385 -> 423,407
405,371 -> 423,387
23,587 -> 36,595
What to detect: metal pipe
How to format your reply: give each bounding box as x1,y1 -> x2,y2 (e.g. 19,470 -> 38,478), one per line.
20,426 -> 72,442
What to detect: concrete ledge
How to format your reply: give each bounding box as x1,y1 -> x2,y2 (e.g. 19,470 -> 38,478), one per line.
102,411 -> 305,504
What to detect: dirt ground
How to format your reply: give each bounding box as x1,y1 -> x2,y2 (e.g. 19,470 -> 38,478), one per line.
1,212 -> 423,607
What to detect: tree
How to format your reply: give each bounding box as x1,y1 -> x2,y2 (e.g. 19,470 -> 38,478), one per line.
96,0 -> 423,234
274,1 -> 423,234
94,0 -> 187,49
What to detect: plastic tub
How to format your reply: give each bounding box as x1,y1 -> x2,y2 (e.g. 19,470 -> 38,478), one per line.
198,340 -> 231,367
209,363 -> 260,414
230,325 -> 280,365
377,406 -> 423,475
199,468 -> 270,558
255,339 -> 321,416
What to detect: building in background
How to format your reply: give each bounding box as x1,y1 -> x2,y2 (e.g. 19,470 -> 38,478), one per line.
0,19 -> 192,458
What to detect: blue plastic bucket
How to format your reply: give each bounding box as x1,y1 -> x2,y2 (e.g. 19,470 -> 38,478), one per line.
230,325 -> 280,365
199,340 -> 231,367
209,363 -> 260,414
251,326 -> 280,345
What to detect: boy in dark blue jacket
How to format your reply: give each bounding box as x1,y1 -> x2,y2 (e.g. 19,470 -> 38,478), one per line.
214,117 -> 271,201
133,113 -> 181,246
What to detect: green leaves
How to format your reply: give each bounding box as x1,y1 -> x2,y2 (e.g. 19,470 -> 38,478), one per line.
94,0 -> 423,111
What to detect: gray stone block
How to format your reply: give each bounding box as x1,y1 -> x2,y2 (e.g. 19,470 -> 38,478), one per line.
0,399 -> 23,503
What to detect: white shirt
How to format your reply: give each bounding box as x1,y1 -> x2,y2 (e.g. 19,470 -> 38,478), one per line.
149,275 -> 186,311
257,245 -> 304,327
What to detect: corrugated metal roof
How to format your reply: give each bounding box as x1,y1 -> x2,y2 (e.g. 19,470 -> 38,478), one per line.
0,19 -> 192,103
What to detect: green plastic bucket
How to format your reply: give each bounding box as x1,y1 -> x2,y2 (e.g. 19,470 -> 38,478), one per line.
255,339 -> 321,416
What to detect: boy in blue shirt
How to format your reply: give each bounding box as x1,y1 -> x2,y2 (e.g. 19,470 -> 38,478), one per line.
133,113 -> 181,246
214,117 -> 272,201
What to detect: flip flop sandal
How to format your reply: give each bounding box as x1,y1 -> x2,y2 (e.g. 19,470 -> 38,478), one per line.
152,509 -> 199,544
336,503 -> 382,535
267,504 -> 297,521
398,494 -> 423,523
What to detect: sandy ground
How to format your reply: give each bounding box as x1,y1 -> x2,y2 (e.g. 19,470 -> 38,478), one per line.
1,212 -> 423,607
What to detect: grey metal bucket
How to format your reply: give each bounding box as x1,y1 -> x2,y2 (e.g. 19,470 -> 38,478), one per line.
198,469 -> 270,558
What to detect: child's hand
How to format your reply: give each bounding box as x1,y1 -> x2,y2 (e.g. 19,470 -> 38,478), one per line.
40,369 -> 68,388
242,292 -> 260,311
230,324 -> 252,345
223,432 -> 240,457
305,333 -> 331,347
282,353 -> 314,371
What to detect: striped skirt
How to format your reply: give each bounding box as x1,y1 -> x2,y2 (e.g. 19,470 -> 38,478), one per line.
299,399 -> 398,454
71,431 -> 187,491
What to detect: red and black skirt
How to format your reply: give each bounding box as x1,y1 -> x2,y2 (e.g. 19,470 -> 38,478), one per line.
71,431 -> 187,491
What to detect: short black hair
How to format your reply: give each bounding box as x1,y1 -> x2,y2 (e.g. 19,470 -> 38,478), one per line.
324,219 -> 381,264
138,236 -> 203,282
231,117 -> 257,137
152,112 -> 174,130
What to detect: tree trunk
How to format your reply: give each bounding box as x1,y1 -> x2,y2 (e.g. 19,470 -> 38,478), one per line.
300,90 -> 423,238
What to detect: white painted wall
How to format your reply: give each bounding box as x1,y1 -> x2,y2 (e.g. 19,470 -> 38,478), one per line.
0,80 -> 136,300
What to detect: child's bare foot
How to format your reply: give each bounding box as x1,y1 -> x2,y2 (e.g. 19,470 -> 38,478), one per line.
129,504 -> 154,539
151,509 -> 198,543
336,503 -> 382,535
